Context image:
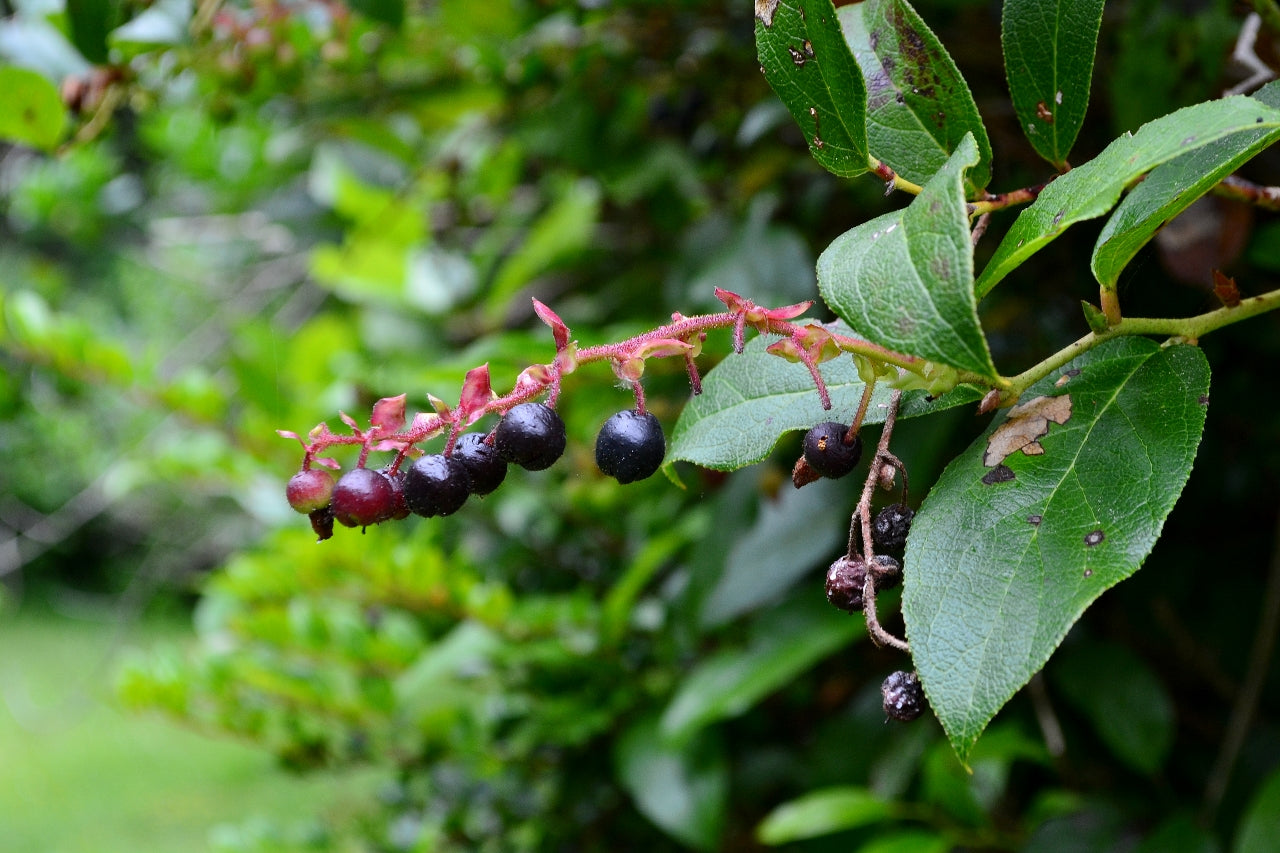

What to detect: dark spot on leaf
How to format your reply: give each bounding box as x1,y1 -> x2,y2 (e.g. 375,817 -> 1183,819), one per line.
788,46 -> 806,66
1035,101 -> 1054,123
1027,514 -> 1042,526
1052,210 -> 1065,227
812,135 -> 824,149
896,92 -> 905,104
803,39 -> 814,58
869,29 -> 879,51
1084,529 -> 1105,547
981,465 -> 1015,485
1198,394 -> 1210,406
929,255 -> 952,281
1065,368 -> 1081,377
1084,568 -> 1093,578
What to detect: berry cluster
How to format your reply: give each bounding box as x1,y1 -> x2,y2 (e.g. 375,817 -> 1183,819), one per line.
286,400 -> 671,539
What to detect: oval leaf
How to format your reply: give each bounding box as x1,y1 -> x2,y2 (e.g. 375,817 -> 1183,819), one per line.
662,594 -> 863,741
757,786 -> 894,845
1235,766 -> 1280,853
0,66 -> 67,152
1092,117 -> 1280,287
903,337 -> 1210,760
666,322 -> 983,471
838,0 -> 992,191
818,134 -> 996,377
1002,0 -> 1104,168
976,96 -> 1280,297
756,0 -> 869,178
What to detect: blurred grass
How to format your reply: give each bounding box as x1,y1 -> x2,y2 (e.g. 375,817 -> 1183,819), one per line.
0,608 -> 380,853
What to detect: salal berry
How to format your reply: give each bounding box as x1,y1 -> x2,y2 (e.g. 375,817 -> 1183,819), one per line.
872,503 -> 915,549
404,454 -> 471,517
803,422 -> 862,479
595,409 -> 665,484
825,555 -> 869,613
494,403 -> 567,471
881,670 -> 925,722
287,468 -> 335,514
380,467 -> 411,520
870,554 -> 902,591
452,432 -> 507,496
331,468 -> 396,528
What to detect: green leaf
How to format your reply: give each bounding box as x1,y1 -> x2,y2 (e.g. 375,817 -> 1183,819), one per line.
755,0 -> 869,178
818,134 -> 996,377
903,337 -> 1210,760
1235,766 -> 1280,853
698,477 -> 849,627
837,0 -> 992,191
1136,814 -> 1217,853
1002,0 -> 1104,168
0,66 -> 67,152
661,594 -> 862,741
756,786 -> 894,845
1049,639 -> 1174,774
976,96 -> 1280,297
1092,121 -> 1280,287
666,323 -> 983,472
614,715 -> 727,851
67,0 -> 119,64
347,0 -> 405,28
856,831 -> 952,853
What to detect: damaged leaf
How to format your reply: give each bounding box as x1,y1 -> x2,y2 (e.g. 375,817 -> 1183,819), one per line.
982,394 -> 1072,466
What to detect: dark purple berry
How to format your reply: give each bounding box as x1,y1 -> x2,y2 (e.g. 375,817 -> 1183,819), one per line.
380,467 -> 411,520
872,503 -> 915,549
331,468 -> 396,528
403,454 -> 470,517
803,422 -> 862,479
870,554 -> 902,591
881,670 -> 925,722
494,403 -> 567,471
595,409 -> 665,484
287,468 -> 335,514
452,432 -> 507,496
825,555 -> 868,613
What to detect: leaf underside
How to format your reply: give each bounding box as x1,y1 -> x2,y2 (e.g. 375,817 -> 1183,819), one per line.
902,337 -> 1210,760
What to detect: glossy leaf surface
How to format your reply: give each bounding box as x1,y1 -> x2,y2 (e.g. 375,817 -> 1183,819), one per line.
666,322 -> 983,471
818,134 -> 995,377
755,0 -> 869,178
838,0 -> 992,191
976,96 -> 1280,297
1002,0 -> 1104,167
903,338 -> 1209,759
756,786 -> 893,845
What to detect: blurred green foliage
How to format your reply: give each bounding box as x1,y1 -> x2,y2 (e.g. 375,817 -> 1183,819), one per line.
2,0 -> 1280,851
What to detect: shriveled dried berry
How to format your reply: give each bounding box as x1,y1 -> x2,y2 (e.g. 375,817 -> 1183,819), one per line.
494,403 -> 567,471
870,554 -> 902,590
872,503 -> 915,550
331,468 -> 396,528
825,555 -> 869,613
452,432 -> 507,496
404,454 -> 471,517
803,421 -> 862,479
881,670 -> 925,722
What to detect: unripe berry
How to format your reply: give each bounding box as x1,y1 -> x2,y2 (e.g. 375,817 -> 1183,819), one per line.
331,468 -> 396,528
403,454 -> 470,517
803,422 -> 862,479
872,503 -> 915,550
825,555 -> 868,613
595,409 -> 666,484
452,432 -> 507,496
287,468 -> 335,514
881,670 -> 925,722
494,403 -> 567,471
